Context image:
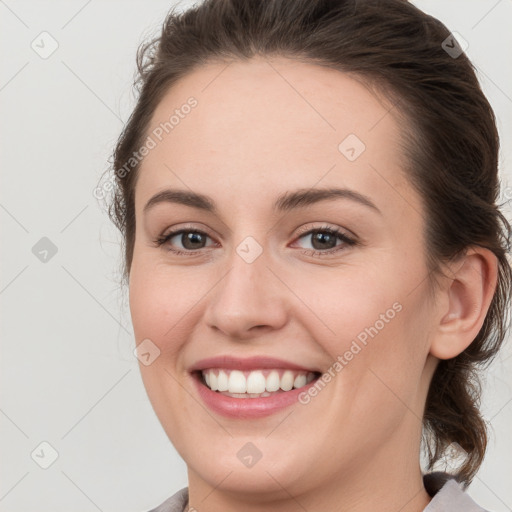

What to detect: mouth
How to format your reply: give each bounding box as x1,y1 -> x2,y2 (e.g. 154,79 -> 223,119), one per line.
192,368 -> 322,399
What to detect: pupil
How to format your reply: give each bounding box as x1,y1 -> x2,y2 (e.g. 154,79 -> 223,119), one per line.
313,232 -> 335,250
183,232 -> 204,249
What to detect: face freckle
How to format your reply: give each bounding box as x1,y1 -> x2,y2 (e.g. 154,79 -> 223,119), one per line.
128,56 -> 437,500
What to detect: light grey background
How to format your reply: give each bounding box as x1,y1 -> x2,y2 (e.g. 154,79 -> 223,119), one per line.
1,1 -> 511,511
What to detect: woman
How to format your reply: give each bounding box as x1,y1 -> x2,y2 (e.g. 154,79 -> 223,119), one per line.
105,0 -> 512,510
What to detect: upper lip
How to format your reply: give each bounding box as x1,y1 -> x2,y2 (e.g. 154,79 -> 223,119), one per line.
189,355 -> 321,373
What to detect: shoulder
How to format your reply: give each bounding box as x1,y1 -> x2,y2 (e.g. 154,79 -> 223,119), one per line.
144,487 -> 189,512
423,472 -> 490,512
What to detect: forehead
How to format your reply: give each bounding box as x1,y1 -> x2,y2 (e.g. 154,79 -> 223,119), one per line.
136,56 -> 418,219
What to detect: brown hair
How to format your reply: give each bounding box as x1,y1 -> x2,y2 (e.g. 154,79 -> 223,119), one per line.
103,0 -> 512,488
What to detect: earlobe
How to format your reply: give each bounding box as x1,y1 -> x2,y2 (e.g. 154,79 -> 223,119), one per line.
429,248 -> 498,360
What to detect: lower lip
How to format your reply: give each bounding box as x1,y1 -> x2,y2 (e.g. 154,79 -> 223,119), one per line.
192,372 -> 320,419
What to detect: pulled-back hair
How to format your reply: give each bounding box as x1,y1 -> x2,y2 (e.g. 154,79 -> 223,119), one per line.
105,0 -> 512,487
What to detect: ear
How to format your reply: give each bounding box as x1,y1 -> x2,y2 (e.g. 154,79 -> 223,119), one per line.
429,247 -> 498,360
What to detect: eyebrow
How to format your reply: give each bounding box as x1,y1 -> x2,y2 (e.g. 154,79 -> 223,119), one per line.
143,187 -> 381,215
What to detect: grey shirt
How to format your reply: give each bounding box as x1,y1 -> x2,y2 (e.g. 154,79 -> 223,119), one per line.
146,472 -> 489,512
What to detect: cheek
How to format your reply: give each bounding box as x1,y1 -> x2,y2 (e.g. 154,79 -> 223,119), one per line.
294,266 -> 401,348
129,271 -> 169,343
304,260 -> 431,396
128,259 -> 198,431
129,256 -> 202,349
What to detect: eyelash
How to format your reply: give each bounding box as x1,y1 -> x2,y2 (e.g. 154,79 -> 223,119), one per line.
154,224 -> 358,258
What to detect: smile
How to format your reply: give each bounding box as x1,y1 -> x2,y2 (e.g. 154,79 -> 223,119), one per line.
200,368 -> 318,398
191,370 -> 324,419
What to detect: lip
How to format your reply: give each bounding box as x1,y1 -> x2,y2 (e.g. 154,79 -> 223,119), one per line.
188,355 -> 320,373
191,371 -> 321,419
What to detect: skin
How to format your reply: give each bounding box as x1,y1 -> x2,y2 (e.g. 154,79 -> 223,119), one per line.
128,56 -> 498,512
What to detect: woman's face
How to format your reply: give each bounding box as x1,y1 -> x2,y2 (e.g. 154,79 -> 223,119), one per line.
129,57 -> 439,501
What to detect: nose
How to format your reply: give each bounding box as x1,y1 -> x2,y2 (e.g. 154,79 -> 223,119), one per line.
203,246 -> 289,340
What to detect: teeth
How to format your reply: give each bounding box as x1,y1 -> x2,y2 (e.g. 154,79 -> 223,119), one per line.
217,370 -> 229,392
247,371 -> 266,394
266,370 -> 280,392
201,368 -> 317,394
228,370 -> 247,393
293,374 -> 307,388
280,370 -> 294,391
209,372 -> 218,391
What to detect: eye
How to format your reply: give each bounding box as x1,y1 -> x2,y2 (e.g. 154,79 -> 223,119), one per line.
291,225 -> 357,256
154,228 -> 216,255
